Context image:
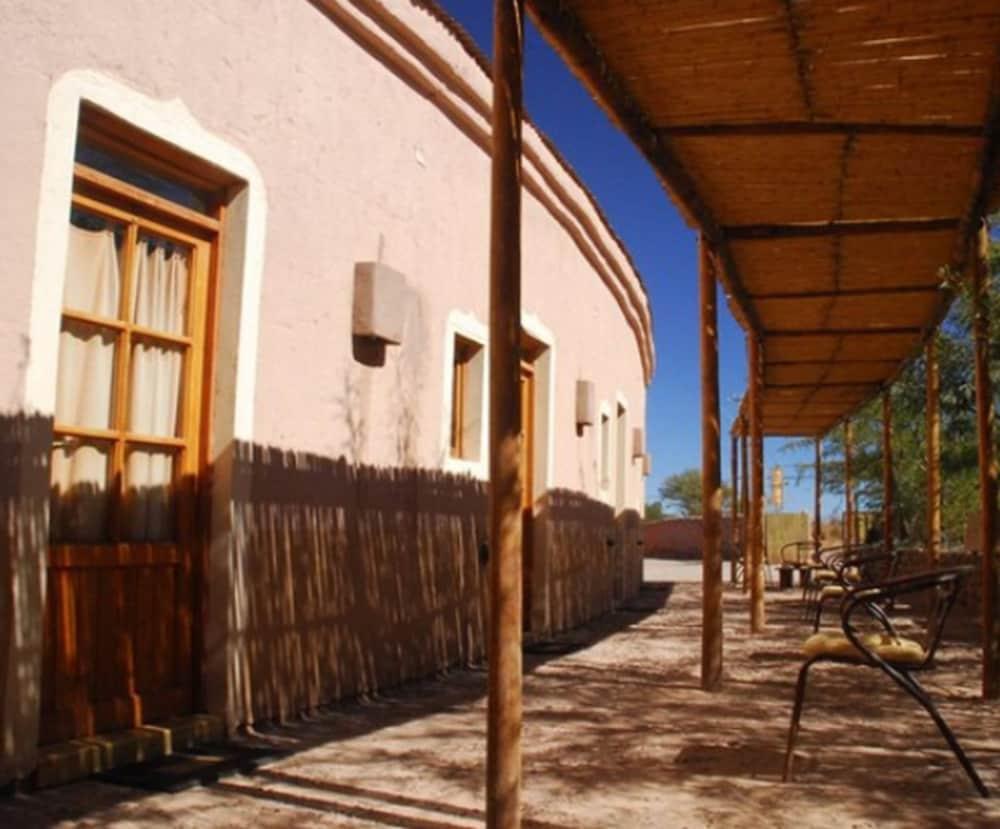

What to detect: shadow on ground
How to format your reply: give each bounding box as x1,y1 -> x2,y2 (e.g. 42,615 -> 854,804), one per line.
3,580 -> 999,828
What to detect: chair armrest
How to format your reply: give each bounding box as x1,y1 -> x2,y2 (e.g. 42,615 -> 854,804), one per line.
839,567 -> 973,665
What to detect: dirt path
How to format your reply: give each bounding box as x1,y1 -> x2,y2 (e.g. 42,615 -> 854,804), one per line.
3,577 -> 999,827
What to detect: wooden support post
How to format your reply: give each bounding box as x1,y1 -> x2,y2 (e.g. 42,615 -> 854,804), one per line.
926,335 -> 942,564
844,420 -> 854,549
813,439 -> 822,553
973,221 -> 999,700
740,426 -> 749,592
882,391 -> 894,555
487,1 -> 524,824
730,433 -> 739,584
748,336 -> 766,633
700,235 -> 723,690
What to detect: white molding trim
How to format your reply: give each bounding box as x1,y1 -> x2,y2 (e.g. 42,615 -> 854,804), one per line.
441,309 -> 489,480
26,69 -> 266,441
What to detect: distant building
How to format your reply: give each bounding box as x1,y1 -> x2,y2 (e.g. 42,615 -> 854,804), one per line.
0,0 -> 653,783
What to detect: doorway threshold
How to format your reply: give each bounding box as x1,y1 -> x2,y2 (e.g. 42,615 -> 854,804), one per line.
34,714 -> 223,789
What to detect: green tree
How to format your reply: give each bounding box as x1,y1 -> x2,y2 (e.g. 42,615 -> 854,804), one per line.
658,468 -> 732,517
644,501 -> 665,520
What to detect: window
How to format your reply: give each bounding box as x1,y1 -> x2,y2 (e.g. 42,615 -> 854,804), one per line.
49,155 -> 216,543
615,402 -> 627,511
600,411 -> 611,489
449,335 -> 484,461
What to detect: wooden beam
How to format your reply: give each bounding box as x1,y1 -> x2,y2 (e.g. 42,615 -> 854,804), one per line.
487,2 -> 524,825
740,426 -> 750,593
767,358 -> 899,367
749,335 -> 766,633
844,419 -> 855,548
700,235 -> 723,690
882,390 -> 895,556
814,439 -> 823,553
658,121 -> 983,138
764,327 -> 923,337
525,0 -> 761,334
973,221 -> 999,700
726,217 -> 959,240
926,335 -> 942,564
768,382 -> 881,390
731,433 -> 739,585
749,285 -> 941,301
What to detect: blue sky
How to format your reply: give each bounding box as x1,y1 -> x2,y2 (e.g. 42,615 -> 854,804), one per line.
435,3 -> 833,517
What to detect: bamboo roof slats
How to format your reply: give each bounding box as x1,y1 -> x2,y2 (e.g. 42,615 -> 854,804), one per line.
838,231 -> 954,290
528,0 -> 1000,436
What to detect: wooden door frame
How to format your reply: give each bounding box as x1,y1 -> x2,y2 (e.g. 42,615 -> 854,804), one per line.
43,163 -> 222,740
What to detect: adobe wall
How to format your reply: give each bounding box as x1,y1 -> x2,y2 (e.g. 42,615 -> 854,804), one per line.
0,0 -> 653,770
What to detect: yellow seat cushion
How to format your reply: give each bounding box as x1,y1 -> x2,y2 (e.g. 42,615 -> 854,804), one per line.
802,631 -> 926,665
820,584 -> 845,599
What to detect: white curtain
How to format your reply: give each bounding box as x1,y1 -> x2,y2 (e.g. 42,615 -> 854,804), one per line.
51,225 -> 121,541
51,228 -> 189,543
126,240 -> 188,541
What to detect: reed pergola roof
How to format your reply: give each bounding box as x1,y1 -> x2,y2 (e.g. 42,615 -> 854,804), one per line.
527,0 -> 1000,436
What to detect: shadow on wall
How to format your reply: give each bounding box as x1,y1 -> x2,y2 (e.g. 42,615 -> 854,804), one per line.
221,442 -> 489,726
219,450 -> 644,728
0,413 -> 51,780
534,490 -> 642,634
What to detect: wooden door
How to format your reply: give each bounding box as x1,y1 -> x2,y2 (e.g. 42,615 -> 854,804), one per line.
520,364 -> 535,630
40,165 -> 215,744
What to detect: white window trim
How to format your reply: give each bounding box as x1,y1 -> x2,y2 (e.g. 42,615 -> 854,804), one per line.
441,309 -> 489,479
26,69 -> 266,441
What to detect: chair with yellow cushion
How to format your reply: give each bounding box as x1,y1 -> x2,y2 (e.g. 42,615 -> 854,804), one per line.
810,547 -> 898,632
799,543 -> 878,621
783,567 -> 988,797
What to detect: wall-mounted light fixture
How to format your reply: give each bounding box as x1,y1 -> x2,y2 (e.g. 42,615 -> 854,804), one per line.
642,453 -> 652,477
632,427 -> 645,460
353,262 -> 406,345
575,380 -> 596,431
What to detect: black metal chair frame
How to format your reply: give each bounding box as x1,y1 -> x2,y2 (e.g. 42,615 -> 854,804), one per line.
811,547 -> 900,632
783,566 -> 989,797
799,542 -> 880,620
778,539 -> 817,589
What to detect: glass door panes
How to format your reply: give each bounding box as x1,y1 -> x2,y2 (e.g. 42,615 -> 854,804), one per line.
50,190 -> 203,545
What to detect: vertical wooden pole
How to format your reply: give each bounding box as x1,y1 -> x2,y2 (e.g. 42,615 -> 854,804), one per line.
700,235 -> 723,690
813,438 -> 822,553
973,221 -> 999,700
740,425 -> 749,592
730,432 -> 739,584
882,391 -> 894,555
844,420 -> 854,549
749,335 -> 766,633
487,1 -> 524,823
926,334 -> 942,564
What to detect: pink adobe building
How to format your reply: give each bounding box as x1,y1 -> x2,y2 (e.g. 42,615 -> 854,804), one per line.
0,0 -> 654,784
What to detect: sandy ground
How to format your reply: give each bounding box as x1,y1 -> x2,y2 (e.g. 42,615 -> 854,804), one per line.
3,562 -> 1000,828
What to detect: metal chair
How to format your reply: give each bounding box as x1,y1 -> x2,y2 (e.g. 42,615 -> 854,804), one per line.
777,540 -> 816,590
800,543 -> 878,620
783,567 -> 989,797
810,547 -> 899,632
